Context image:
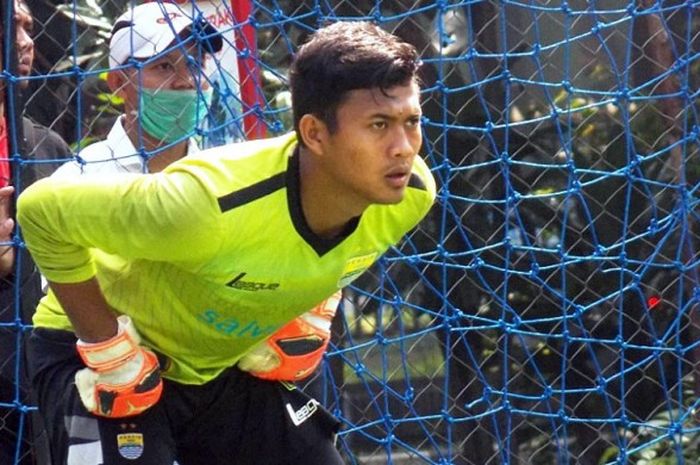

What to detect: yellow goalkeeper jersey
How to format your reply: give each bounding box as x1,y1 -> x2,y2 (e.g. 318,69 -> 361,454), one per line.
17,132 -> 436,385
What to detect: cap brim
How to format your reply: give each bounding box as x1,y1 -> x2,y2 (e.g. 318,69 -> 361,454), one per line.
184,20 -> 223,55
202,22 -> 224,55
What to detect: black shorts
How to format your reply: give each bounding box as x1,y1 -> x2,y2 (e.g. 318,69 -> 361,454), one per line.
27,328 -> 343,465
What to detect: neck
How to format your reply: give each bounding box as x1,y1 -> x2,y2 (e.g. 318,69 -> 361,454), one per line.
146,144 -> 189,173
298,146 -> 366,239
122,115 -> 189,173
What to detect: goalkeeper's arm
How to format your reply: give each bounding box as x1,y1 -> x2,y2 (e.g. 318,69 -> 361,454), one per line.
50,279 -> 120,342
49,279 -> 163,418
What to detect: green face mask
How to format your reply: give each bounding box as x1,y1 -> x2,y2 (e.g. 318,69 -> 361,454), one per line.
139,88 -> 213,143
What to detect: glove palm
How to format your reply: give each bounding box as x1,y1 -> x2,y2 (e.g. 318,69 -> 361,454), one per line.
238,291 -> 341,381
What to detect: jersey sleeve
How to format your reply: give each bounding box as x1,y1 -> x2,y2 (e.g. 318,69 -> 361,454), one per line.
16,170 -> 224,283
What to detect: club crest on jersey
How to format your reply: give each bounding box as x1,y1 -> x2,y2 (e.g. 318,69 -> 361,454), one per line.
117,433 -> 144,460
337,253 -> 378,287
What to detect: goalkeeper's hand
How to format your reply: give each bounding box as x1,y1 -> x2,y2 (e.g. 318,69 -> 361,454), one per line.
75,315 -> 163,418
238,291 -> 341,381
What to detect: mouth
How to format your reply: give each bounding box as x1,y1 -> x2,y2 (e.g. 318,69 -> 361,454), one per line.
385,168 -> 411,188
17,62 -> 31,77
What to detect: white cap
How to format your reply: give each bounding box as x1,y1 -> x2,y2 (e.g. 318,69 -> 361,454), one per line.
109,2 -> 223,69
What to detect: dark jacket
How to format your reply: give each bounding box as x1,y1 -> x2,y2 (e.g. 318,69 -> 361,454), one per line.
0,116 -> 71,465
0,117 -> 71,376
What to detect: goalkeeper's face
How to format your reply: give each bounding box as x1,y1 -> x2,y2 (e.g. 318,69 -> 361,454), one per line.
318,81 -> 422,210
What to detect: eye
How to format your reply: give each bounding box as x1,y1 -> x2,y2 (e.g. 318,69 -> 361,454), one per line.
154,62 -> 174,72
15,8 -> 35,34
371,121 -> 388,130
406,116 -> 421,128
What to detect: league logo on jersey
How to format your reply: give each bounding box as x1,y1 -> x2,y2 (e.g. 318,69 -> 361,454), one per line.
337,253 -> 378,287
117,433 -> 144,460
226,272 -> 280,291
286,399 -> 319,426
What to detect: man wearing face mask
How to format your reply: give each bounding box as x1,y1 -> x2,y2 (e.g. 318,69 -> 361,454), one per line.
51,2 -> 220,179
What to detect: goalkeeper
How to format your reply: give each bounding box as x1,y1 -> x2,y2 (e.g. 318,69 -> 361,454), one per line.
50,2 -> 338,383
17,18 -> 436,465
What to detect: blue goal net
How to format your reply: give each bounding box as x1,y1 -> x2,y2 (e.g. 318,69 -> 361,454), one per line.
2,1 -> 699,464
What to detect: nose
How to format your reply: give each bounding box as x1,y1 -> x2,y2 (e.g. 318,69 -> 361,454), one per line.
171,65 -> 197,91
390,125 -> 420,159
16,26 -> 33,55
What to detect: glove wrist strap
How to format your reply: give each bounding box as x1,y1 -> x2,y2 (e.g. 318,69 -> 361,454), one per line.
76,316 -> 139,372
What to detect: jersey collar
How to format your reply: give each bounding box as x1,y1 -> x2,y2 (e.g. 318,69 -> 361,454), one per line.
286,147 -> 361,257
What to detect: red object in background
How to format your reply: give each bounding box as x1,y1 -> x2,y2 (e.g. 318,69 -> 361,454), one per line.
0,117 -> 9,187
647,295 -> 661,310
230,0 -> 265,139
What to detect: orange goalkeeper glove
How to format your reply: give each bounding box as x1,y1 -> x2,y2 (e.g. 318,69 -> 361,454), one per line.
75,315 -> 163,418
238,291 -> 341,381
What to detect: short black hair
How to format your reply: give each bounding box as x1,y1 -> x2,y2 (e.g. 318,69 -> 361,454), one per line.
289,21 -> 420,142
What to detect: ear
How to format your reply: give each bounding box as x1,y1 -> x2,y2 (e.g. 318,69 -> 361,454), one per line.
298,114 -> 328,156
106,70 -> 128,97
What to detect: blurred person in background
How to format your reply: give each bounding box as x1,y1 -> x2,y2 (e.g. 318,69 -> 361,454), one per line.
1,0 -> 70,276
